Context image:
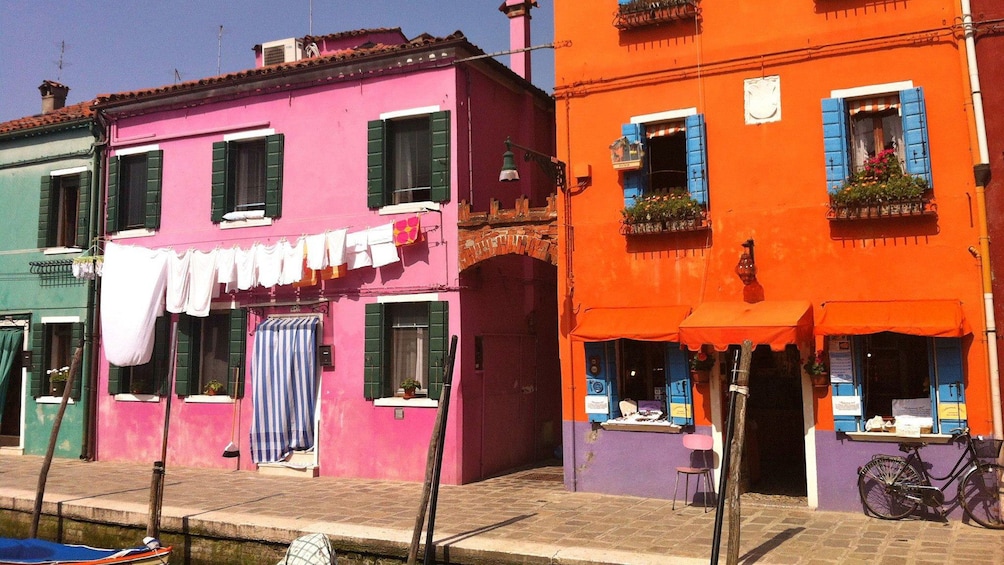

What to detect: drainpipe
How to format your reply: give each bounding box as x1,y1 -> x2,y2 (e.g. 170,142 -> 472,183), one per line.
961,0 -> 1002,439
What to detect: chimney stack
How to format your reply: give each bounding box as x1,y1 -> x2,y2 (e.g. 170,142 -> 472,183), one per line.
499,0 -> 537,82
39,80 -> 70,114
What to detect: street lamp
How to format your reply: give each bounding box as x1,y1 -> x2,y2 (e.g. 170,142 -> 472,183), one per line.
499,137 -> 567,192
735,239 -> 757,285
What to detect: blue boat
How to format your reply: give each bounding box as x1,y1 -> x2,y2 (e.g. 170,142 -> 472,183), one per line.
0,538 -> 171,565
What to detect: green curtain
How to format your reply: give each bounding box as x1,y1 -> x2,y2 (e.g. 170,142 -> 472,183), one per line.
0,330 -> 22,427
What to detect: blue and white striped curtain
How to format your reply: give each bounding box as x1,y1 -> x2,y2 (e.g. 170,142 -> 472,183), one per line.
250,316 -> 319,464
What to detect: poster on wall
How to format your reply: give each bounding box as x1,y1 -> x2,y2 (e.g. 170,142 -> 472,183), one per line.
828,335 -> 853,384
832,395 -> 862,416
585,395 -> 609,414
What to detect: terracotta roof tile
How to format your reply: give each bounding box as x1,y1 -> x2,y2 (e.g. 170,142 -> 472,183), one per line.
0,101 -> 95,136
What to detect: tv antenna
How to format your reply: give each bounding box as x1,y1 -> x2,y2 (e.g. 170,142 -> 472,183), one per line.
55,40 -> 67,81
217,25 -> 224,75
174,69 -> 182,84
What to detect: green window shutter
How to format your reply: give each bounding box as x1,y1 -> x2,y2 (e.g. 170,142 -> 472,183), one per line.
75,172 -> 92,248
108,365 -> 125,395
665,344 -> 693,426
931,337 -> 965,433
228,309 -> 247,398
145,150 -> 163,230
264,134 -> 284,219
106,157 -> 120,233
37,176 -> 52,248
70,323 -> 84,400
584,341 -> 619,423
30,323 -> 44,398
152,316 -> 171,395
429,111 -> 451,203
427,301 -> 449,400
363,303 -> 385,399
366,120 -> 386,209
174,315 -> 194,396
211,141 -> 229,223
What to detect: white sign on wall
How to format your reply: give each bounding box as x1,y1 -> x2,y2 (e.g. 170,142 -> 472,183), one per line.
585,395 -> 609,414
832,395 -> 862,416
829,335 -> 853,384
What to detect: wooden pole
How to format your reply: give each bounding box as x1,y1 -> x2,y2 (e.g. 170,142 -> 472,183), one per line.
30,345 -> 83,538
147,315 -> 179,539
423,336 -> 459,565
726,341 -> 753,565
407,335 -> 459,565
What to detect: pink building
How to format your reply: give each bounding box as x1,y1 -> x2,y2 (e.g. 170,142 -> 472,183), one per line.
92,21 -> 558,484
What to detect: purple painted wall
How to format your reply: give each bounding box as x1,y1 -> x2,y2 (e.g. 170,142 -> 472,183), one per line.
95,38 -> 556,485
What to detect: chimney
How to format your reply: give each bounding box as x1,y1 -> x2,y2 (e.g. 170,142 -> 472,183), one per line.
499,0 -> 537,82
39,80 -> 69,114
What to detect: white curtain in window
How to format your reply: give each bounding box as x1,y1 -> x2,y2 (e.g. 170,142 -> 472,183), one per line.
850,113 -> 904,171
391,327 -> 427,391
393,129 -> 419,191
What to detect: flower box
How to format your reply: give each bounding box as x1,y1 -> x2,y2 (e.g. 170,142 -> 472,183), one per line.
620,190 -> 709,235
828,198 -> 935,221
614,0 -> 699,31
620,215 -> 708,235
828,149 -> 934,221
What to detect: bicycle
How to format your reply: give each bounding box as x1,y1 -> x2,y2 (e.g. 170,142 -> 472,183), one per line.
857,427 -> 1004,529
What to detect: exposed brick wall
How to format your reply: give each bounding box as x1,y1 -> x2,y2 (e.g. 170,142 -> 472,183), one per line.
458,195 -> 558,271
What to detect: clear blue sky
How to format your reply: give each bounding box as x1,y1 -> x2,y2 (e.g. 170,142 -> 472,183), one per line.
0,0 -> 555,123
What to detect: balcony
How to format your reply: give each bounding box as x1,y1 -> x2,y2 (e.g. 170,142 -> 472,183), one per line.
614,0 -> 699,31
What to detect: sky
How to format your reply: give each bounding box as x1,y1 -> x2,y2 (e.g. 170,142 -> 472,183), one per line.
0,0 -> 555,123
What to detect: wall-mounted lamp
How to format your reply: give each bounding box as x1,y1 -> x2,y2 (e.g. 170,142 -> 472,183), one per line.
735,239 -> 757,285
499,137 -> 567,192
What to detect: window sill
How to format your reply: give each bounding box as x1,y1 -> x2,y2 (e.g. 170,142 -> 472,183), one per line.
184,395 -> 234,404
114,393 -> 161,402
42,247 -> 82,255
35,396 -> 75,405
111,228 -> 156,240
219,217 -> 273,230
374,397 -> 438,408
378,202 -> 440,216
844,432 -> 954,444
600,421 -> 682,433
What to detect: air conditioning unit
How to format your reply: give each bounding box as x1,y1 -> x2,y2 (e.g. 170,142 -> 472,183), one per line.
261,38 -> 304,66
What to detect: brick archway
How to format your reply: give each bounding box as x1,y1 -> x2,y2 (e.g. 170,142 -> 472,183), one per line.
458,195 -> 558,271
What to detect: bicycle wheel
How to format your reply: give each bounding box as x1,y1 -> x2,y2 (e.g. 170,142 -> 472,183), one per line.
858,456 -> 922,520
960,463 -> 1004,529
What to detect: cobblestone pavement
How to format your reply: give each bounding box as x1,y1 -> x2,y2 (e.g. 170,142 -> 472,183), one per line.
1,454 -> 1002,564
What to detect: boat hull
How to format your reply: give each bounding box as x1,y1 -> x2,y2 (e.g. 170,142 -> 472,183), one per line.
0,538 -> 171,565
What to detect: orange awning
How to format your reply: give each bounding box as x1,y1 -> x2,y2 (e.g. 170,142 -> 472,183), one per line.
571,306 -> 691,342
678,301 -> 813,352
815,300 -> 970,337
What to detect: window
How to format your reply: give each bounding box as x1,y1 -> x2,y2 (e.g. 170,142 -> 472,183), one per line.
30,321 -> 83,399
832,333 -> 965,434
367,111 -> 450,208
822,86 -> 932,192
38,171 -> 90,249
620,113 -> 708,209
108,316 -> 169,395
583,339 -> 692,426
364,301 -> 449,400
106,149 -> 162,232
211,133 -> 284,222
175,310 -> 246,397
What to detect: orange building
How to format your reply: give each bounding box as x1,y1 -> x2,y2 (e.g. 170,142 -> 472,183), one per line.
553,0 -> 999,513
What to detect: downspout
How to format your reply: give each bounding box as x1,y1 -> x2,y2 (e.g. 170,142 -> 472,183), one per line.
81,110 -> 109,461
961,0 -> 1002,439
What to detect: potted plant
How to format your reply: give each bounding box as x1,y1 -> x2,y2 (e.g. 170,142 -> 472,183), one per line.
803,350 -> 829,387
400,378 -> 422,399
203,380 -> 225,396
829,149 -> 928,217
621,190 -> 704,234
47,366 -> 69,396
688,350 -> 715,383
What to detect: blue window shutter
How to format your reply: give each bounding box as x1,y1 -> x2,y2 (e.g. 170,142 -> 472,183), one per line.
930,337 -> 965,433
264,134 -> 284,218
367,120 -> 386,209
75,172 -> 92,249
106,157 -> 120,233
901,87 -> 932,188
584,341 -> 619,423
621,123 -> 644,207
834,337 -> 865,432
685,114 -> 708,206
145,151 -> 163,230
363,303 -> 385,400
821,97 -> 850,193
37,176 -> 52,248
665,344 -> 693,426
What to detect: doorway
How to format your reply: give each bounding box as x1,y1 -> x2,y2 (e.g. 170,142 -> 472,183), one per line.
0,327 -> 24,448
742,345 -> 807,497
